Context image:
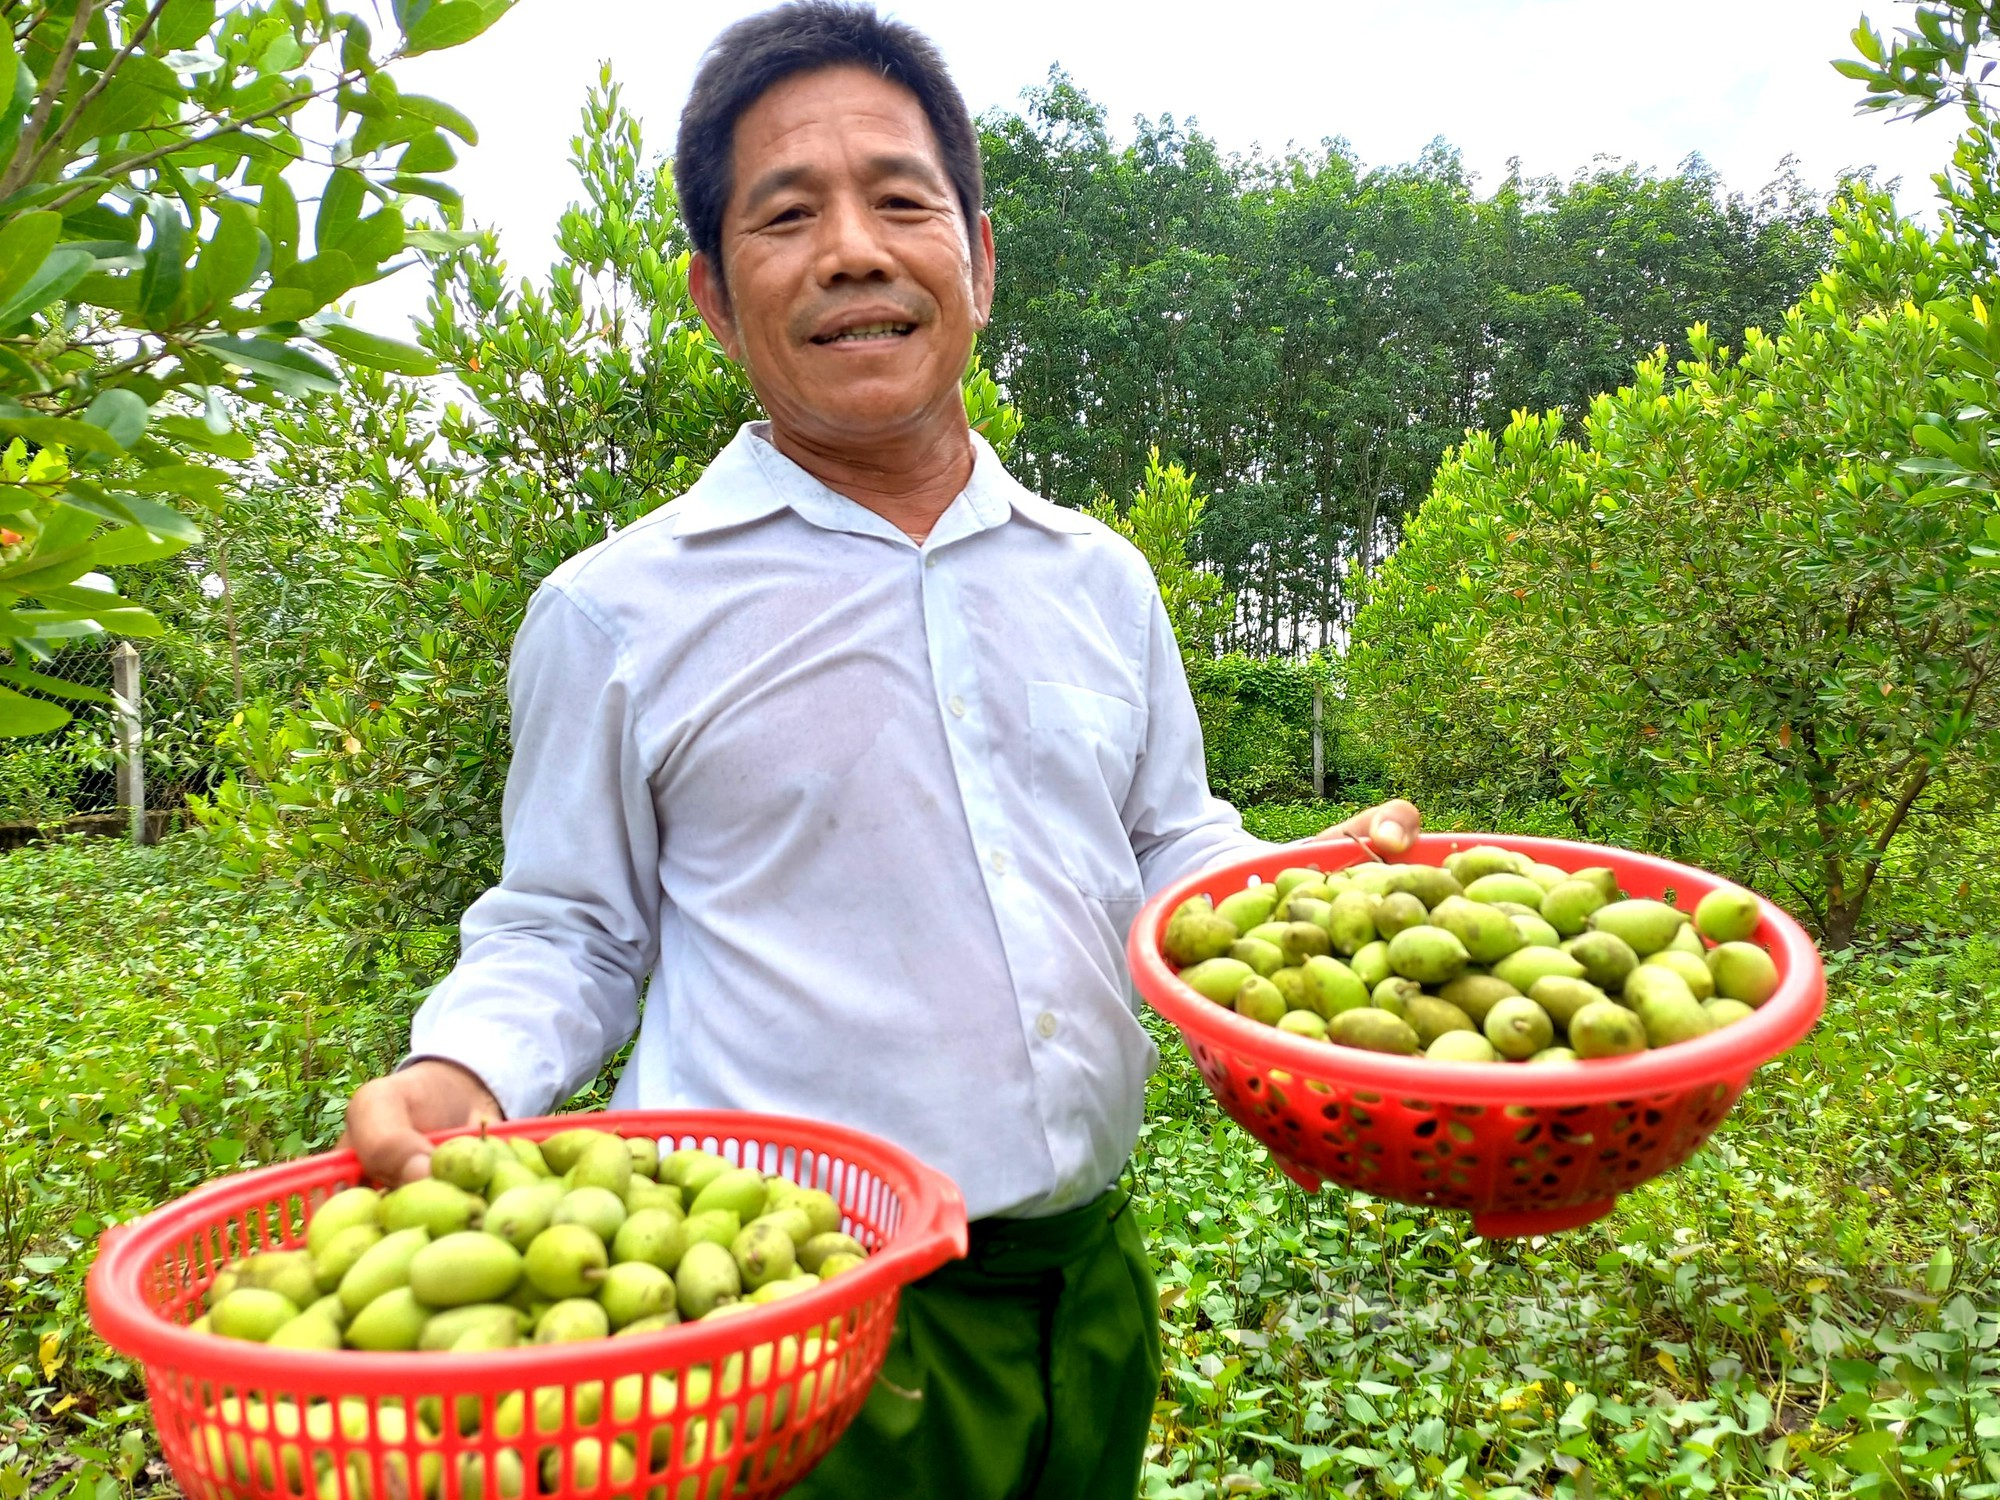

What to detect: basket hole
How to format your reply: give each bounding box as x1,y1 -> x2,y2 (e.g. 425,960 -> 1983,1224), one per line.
1445,1122 -> 1475,1145
1515,1124 -> 1542,1145
1453,1104 -> 1485,1118
1414,1119 -> 1439,1139
1503,1105 -> 1534,1120
1644,1108 -> 1665,1127
1247,1077 -> 1263,1093
1401,1099 -> 1435,1113
1355,1091 -> 1381,1105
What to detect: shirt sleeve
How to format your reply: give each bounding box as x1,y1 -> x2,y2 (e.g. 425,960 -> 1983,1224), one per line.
1123,588 -> 1276,895
405,582 -> 662,1120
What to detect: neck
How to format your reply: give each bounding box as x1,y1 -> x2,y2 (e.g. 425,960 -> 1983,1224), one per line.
765,417 -> 976,544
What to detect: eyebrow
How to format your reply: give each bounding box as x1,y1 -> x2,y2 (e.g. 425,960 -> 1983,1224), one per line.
738,152 -> 950,217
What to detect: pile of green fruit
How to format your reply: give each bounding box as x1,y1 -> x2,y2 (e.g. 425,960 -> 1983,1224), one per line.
1162,845 -> 1781,1062
182,1128 -> 870,1499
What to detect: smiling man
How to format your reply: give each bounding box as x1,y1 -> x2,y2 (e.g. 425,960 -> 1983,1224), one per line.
342,4 -> 1417,1494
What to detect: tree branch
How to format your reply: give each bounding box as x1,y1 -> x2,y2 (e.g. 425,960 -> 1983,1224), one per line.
25,0 -> 173,184
1,0 -> 96,199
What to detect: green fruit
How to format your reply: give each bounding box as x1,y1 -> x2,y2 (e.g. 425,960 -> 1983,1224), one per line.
1326,891 -> 1380,955
508,1138 -> 553,1177
1491,946 -> 1586,993
1215,885 -> 1279,932
458,1450 -> 527,1500
1488,901 -> 1538,918
1386,924 -> 1470,985
1571,866 -> 1621,900
1374,891 -> 1429,939
1163,907 -> 1238,967
1179,956 -> 1257,1004
799,1232 -> 867,1274
1540,879 -> 1608,937
1644,950 -> 1716,1000
625,1178 -> 683,1215
689,1167 -> 767,1222
1588,898 -> 1690,957
1404,995 -> 1476,1048
1437,973 -> 1521,1025
337,1226 -> 430,1316
1268,921 -> 1333,963
535,1297 -> 611,1344
485,1182 -> 563,1251
733,1220 -> 797,1290
306,1187 -> 383,1259
627,1137 -> 660,1180
1702,997 -> 1756,1028
1668,922 -> 1707,956
1370,976 -> 1421,1017
1275,1010 -> 1328,1040
1511,914 -> 1563,949
570,1134 -> 634,1197
1345,863 -> 1399,895
1349,940 -> 1392,990
382,1178 -> 480,1237
1623,963 -> 1697,1012
753,1205 -> 814,1249
675,1240 -> 743,1321
749,1275 -> 820,1305
266,1311 -> 342,1351
1528,1046 -> 1581,1064
1708,942 -> 1780,1005
486,1158 -> 542,1198
241,1250 -> 319,1310
682,1208 -> 743,1251
1484,997 -> 1555,1060
539,1128 -> 621,1176
1428,895 -> 1523,965
1327,1008 -> 1420,1054
615,1312 -> 683,1336
346,1286 -> 429,1351
613,1207 -> 687,1271
1562,930 -> 1640,993
1298,954 -> 1372,1018
305,1292 -> 348,1329
817,1252 -> 866,1280
788,1187 -> 842,1237
1526,862 -> 1572,891
428,1135 -> 497,1195
417,1302 -> 523,1352
210,1288 -> 300,1342
409,1231 -> 522,1307
1278,894 -> 1333,929
665,1149 -> 733,1198
1528,975 -> 1611,1031
1273,866 -> 1329,899
1568,1004 -> 1648,1064
1268,965 -> 1314,1012
1695,885 -> 1760,944
1444,845 -> 1531,884
552,1184 -> 626,1242
1382,864 -> 1463,909
1226,937 -> 1285,976
597,1261 -> 676,1328
1637,992 -> 1713,1048
1465,873 -> 1545,910
1426,1030 -> 1500,1062
1232,974 -> 1288,1025
523,1223 -> 608,1299
543,1437 -> 636,1498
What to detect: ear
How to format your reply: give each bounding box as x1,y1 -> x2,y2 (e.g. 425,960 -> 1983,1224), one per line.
688,251 -> 743,362
971,212 -> 996,330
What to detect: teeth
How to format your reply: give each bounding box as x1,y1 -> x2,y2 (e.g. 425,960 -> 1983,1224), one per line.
825,322 -> 913,342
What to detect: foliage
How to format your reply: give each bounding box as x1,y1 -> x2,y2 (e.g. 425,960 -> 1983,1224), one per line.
979,75 -> 1834,652
0,732 -> 77,820
1088,446 -> 1233,655
0,0 -> 509,736
1347,188 -> 2000,947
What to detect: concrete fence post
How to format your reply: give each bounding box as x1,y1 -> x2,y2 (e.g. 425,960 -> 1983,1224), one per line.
1312,680 -> 1325,800
111,641 -> 149,845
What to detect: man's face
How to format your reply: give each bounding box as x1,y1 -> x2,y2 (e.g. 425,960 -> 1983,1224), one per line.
689,65 -> 996,452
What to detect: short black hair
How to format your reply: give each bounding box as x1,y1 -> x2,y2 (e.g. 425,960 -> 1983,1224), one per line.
674,2 -> 984,269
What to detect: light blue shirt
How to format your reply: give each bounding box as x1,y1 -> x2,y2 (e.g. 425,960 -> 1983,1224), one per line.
409,423 -> 1264,1219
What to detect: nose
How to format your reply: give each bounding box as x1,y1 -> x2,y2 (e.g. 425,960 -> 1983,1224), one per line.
813,190 -> 893,286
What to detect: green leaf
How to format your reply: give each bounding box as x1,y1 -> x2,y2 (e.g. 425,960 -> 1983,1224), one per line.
192,199 -> 266,311
193,335 -> 341,394
0,537 -> 98,588
258,249 -> 358,321
159,0 -> 219,49
0,246 -> 90,328
0,684 -> 71,737
150,415 -> 253,459
399,130 -> 458,175
69,55 -> 183,142
138,196 -> 189,326
81,389 -> 150,449
0,211 -> 62,308
398,93 -> 480,145
0,416 -> 127,456
316,167 -> 367,256
128,462 -> 229,510
0,59 -> 36,169
405,0 -> 511,57
0,661 -> 110,702
61,481 -> 201,542
308,322 -> 439,375
259,170 -> 299,270
343,206 -> 406,276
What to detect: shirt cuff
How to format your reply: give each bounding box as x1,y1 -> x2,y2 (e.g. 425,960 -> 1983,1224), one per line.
394,1035 -> 552,1125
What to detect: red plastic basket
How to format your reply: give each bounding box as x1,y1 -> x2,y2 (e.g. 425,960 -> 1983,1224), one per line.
1130,834 -> 1825,1239
87,1111 -> 967,1500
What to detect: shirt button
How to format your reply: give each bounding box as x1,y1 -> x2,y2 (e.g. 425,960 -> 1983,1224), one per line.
948,695 -> 966,718
989,849 -> 1008,874
1036,1011 -> 1059,1039
925,555 -> 938,568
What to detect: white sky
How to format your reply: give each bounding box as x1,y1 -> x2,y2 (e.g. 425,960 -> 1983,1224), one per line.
351,0 -> 1968,333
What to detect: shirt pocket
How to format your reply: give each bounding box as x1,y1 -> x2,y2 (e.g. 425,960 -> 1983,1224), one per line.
1027,679 -> 1145,901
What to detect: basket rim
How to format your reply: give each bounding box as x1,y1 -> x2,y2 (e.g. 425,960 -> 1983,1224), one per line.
1130,832 -> 1825,1107
87,1108 -> 968,1387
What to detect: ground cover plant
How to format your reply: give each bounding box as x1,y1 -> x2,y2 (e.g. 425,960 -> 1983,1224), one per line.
3,805 -> 1994,1500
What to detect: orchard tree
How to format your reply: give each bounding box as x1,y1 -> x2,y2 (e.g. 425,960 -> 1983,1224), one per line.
0,0 -> 509,736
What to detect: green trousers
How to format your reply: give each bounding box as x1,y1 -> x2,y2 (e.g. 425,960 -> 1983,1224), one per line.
788,1187 -> 1162,1500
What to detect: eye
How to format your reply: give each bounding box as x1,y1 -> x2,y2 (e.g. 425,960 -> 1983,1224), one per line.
881,194 -> 926,211
765,205 -> 808,226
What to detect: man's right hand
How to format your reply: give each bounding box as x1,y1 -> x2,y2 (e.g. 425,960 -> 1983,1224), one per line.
342,1059 -> 504,1187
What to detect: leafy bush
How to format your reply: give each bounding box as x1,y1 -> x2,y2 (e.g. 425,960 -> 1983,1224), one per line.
0,737 -> 79,822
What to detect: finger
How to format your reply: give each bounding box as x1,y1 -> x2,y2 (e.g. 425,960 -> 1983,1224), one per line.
343,1080 -> 433,1189
1368,799 -> 1421,855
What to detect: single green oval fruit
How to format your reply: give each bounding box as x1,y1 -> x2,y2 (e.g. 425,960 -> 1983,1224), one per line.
788,1187 -> 842,1237
1279,892 -> 1333,929
346,1286 -> 429,1352
210,1288 -> 300,1343
1637,992 -> 1712,1048
1571,866 -> 1621,900
1275,921 -> 1332,963
1525,862 -> 1571,892
306,1187 -> 383,1259
417,1302 -> 523,1352
1428,895 -> 1523,966
732,1220 -> 798,1290
508,1138 -> 553,1177
1702,997 -> 1756,1028
613,1207 -> 687,1271
1491,946 -> 1586,994
486,1158 -> 542,1199
1226,937 -> 1284,977
597,1261 -> 676,1328
1275,1009 -> 1328,1041
305,1292 -> 348,1330
382,1178 -> 480,1237
1345,863 -> 1399,896
1444,845 -> 1530,884
1465,873 -> 1546,910
690,1167 -> 767,1224
1383,864 -> 1463,909
1483,997 -> 1555,1060
409,1231 -> 522,1307
817,1252 -> 866,1280
627,1137 -> 660,1180
534,1297 -> 611,1344
1562,930 -> 1640,992
1668,922 -> 1707,956
1528,975 -> 1611,1031
1644,950 -> 1716,1000
799,1232 -> 867,1274
569,1135 -> 634,1198
1511,913 -> 1563,949
754,1205 -> 814,1250
485,1182 -> 563,1252
266,1311 -> 342,1351
1348,940 -> 1392,990
1404,995 -> 1475,1048
1298,954 -> 1371,1018
1569,1000 -> 1648,1058
522,1223 -> 608,1300
1695,886 -> 1760,944
1215,884 -> 1279,932
1588,898 -> 1689,957
1623,964 -> 1697,1013
1708,942 -> 1780,1005
1163,908 -> 1239,967
428,1136 -> 497,1195
615,1312 -> 683,1336
1370,976 -> 1421,1018
1328,1007 -> 1420,1054
1268,965 -> 1315,1012
1179,957 -> 1256,1004
1540,880 -> 1607,937
1426,1030 -> 1500,1062
1436,973 -> 1520,1025
1232,974 -> 1288,1026
624,1178 -> 682,1216
1528,1046 -> 1581,1064
662,1148 -> 732,1195
682,1208 -> 743,1251
1327,891 -> 1380,955
337,1226 -> 430,1316
1273,866 -> 1329,900
238,1250 -> 318,1310
552,1185 -> 627,1242
1386,925 -> 1470,985
1374,891 -> 1429,940
458,1449 -> 527,1500
675,1240 -> 743,1321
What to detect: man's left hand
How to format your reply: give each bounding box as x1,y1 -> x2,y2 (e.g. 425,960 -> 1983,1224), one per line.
1318,798 -> 1421,857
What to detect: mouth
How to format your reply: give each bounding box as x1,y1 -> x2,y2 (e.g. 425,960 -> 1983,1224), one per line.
810,320 -> 918,346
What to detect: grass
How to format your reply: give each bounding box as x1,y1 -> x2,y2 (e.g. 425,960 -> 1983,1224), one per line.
1,815 -> 1997,1499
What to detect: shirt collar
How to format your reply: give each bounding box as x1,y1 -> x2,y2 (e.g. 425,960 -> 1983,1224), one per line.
670,421 -> 1092,543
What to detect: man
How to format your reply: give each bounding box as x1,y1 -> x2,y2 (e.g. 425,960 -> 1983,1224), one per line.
343,4 -> 1419,1494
